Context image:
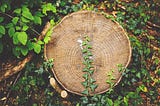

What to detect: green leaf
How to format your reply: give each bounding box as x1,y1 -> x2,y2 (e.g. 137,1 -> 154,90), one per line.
80,97 -> 88,104
16,26 -> 21,30
123,97 -> 128,106
22,25 -> 29,31
8,27 -> 15,37
27,41 -> 34,50
81,81 -> 88,87
81,89 -> 89,95
14,8 -> 21,14
42,3 -> 56,15
90,78 -> 96,83
0,17 -> 4,23
50,19 -> 55,25
12,47 -> 21,57
37,40 -> 44,45
0,3 -> 7,12
33,43 -> 41,54
13,32 -> 19,44
44,29 -> 52,44
0,41 -> 3,54
83,74 -> 88,80
17,32 -> 28,45
21,17 -> 30,23
106,98 -> 113,106
20,47 -> 28,56
0,25 -> 5,35
34,16 -> 42,25
22,7 -> 34,20
6,23 -> 14,28
12,17 -> 19,25
90,84 -> 98,91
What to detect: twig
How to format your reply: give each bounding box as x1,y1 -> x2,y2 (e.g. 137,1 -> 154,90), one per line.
147,21 -> 160,29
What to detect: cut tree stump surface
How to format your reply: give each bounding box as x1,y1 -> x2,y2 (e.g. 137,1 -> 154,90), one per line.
44,11 -> 132,95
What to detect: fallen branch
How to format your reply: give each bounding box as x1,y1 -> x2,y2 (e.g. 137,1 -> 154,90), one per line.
49,77 -> 68,98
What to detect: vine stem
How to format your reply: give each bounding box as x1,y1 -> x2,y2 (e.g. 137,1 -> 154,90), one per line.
0,12 -> 41,36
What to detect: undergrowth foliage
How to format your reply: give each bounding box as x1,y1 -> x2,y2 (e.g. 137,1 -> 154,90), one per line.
0,0 -> 159,106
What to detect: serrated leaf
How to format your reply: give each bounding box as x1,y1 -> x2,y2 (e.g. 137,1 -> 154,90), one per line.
34,16 -> 42,25
0,25 -> 5,35
14,8 -> 21,14
81,89 -> 89,95
20,47 -> 28,56
17,32 -> 28,45
12,17 -> 19,25
33,43 -> 41,54
8,27 -> 15,37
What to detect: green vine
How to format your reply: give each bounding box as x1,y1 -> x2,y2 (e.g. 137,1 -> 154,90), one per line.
81,35 -> 97,96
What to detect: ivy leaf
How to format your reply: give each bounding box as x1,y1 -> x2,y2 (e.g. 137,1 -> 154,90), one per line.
82,49 -> 87,53
34,16 -> 42,25
12,17 -> 19,25
87,45 -> 92,49
8,27 -> 15,37
90,84 -> 98,91
90,78 -> 96,83
80,97 -> 88,104
0,41 -> 3,54
83,68 -> 88,72
0,25 -> 5,35
17,32 -> 28,45
81,81 -> 88,87
81,89 -> 89,95
83,74 -> 88,80
33,43 -> 41,54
